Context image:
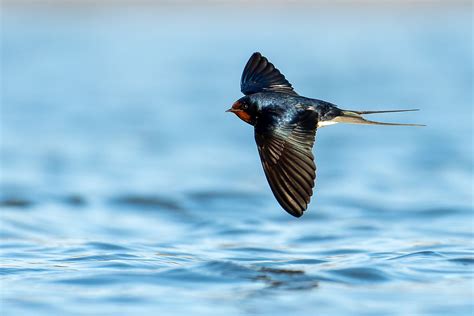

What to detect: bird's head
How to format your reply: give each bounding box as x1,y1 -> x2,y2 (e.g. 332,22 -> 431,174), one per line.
226,96 -> 258,125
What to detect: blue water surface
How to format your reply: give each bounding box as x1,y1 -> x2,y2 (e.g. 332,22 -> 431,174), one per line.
1,3 -> 473,316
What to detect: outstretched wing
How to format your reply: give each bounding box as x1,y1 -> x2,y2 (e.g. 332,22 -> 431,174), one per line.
254,109 -> 318,217
241,52 -> 297,96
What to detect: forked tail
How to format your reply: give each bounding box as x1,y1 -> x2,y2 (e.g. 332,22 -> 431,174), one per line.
334,109 -> 425,126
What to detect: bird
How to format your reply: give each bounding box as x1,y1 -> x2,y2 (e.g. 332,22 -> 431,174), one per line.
226,52 -> 423,218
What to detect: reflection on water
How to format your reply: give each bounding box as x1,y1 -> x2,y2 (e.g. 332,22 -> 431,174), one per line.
1,3 -> 473,316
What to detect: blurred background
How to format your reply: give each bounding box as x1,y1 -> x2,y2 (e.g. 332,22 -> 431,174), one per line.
1,1 -> 473,315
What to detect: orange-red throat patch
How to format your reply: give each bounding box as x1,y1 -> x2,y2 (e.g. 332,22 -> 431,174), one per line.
229,101 -> 253,124
234,110 -> 252,124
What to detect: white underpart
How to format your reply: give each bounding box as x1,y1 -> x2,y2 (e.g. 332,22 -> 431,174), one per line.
317,120 -> 339,128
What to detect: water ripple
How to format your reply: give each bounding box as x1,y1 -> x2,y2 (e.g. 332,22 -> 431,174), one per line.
328,267 -> 390,283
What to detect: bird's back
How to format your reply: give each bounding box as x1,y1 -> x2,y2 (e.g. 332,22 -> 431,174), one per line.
250,92 -> 343,125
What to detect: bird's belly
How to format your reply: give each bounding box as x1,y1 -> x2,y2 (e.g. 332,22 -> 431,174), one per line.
317,120 -> 339,128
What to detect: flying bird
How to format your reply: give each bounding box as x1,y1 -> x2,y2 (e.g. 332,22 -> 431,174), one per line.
226,52 -> 423,218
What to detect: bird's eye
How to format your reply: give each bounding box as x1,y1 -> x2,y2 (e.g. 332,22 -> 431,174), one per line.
242,104 -> 248,110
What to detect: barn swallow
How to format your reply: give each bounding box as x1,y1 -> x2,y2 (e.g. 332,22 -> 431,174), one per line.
227,52 -> 423,218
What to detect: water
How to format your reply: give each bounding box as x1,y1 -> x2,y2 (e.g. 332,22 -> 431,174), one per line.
1,3 -> 473,315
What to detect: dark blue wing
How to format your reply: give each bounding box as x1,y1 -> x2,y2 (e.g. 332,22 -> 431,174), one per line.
254,108 -> 318,217
241,52 -> 297,96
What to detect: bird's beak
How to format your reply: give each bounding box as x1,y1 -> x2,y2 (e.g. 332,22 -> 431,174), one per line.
226,108 -> 242,113
226,101 -> 242,113
226,101 -> 243,113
